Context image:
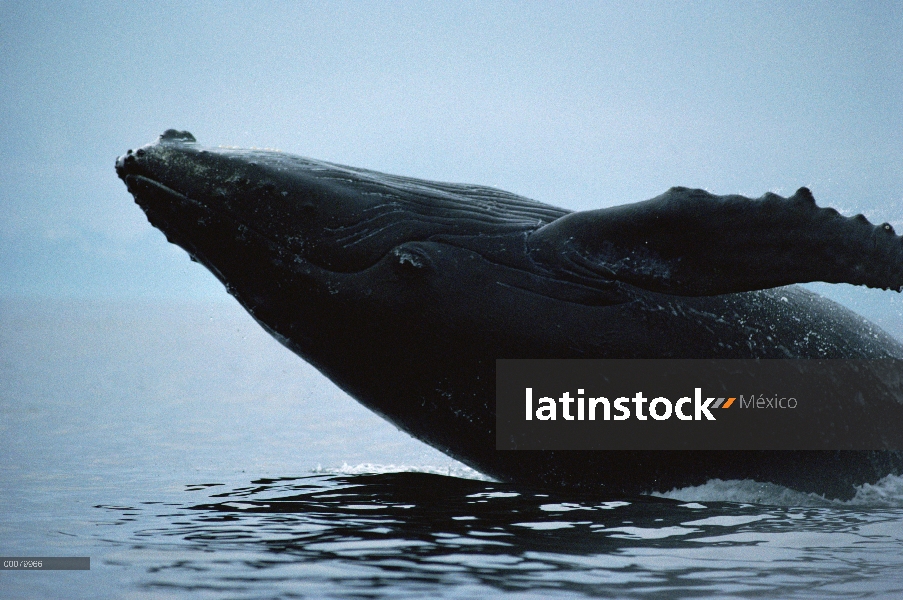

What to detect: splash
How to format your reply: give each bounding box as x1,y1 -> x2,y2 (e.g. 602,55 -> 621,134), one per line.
310,461 -> 495,481
654,473 -> 903,507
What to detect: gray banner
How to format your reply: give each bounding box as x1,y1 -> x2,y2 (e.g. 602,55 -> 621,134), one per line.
0,557 -> 90,570
497,359 -> 903,450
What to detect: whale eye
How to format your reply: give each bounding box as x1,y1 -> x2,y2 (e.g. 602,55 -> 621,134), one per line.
391,245 -> 432,278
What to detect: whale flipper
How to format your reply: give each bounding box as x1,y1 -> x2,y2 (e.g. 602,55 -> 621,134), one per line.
528,186 -> 903,296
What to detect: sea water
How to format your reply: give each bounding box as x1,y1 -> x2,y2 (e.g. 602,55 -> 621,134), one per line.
2,299 -> 903,599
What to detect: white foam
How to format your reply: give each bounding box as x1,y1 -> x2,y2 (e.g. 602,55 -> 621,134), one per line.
652,473 -> 903,507
310,462 -> 495,481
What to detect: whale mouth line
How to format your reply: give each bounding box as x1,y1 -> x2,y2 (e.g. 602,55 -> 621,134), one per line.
125,174 -> 198,211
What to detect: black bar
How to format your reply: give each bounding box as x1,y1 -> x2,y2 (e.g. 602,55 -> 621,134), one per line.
0,558 -> 90,570
497,359 -> 903,451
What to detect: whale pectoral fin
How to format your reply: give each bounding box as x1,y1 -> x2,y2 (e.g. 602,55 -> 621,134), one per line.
528,187 -> 903,296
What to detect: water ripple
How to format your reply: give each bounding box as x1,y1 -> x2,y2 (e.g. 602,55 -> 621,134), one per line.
93,471 -> 903,599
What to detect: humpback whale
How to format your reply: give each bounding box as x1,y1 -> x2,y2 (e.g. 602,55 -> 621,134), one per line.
117,130 -> 903,499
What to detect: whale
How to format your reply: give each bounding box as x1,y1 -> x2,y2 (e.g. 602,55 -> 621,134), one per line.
116,130 -> 903,499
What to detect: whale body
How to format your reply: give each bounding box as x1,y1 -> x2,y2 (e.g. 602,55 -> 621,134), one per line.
117,130 -> 903,499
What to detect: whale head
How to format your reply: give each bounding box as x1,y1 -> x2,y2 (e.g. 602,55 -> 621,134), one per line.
115,130 -> 566,364
117,130 -> 566,266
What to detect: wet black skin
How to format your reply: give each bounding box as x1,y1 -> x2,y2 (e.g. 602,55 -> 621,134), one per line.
117,130 -> 903,499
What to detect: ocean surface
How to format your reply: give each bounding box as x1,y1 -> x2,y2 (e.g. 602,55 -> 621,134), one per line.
3,298 -> 903,599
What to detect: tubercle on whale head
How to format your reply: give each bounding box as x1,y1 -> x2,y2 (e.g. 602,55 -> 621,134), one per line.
115,129 -> 196,178
159,129 -> 197,143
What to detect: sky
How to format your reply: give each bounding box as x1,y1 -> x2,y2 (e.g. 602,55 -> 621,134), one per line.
1,1 -> 901,334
